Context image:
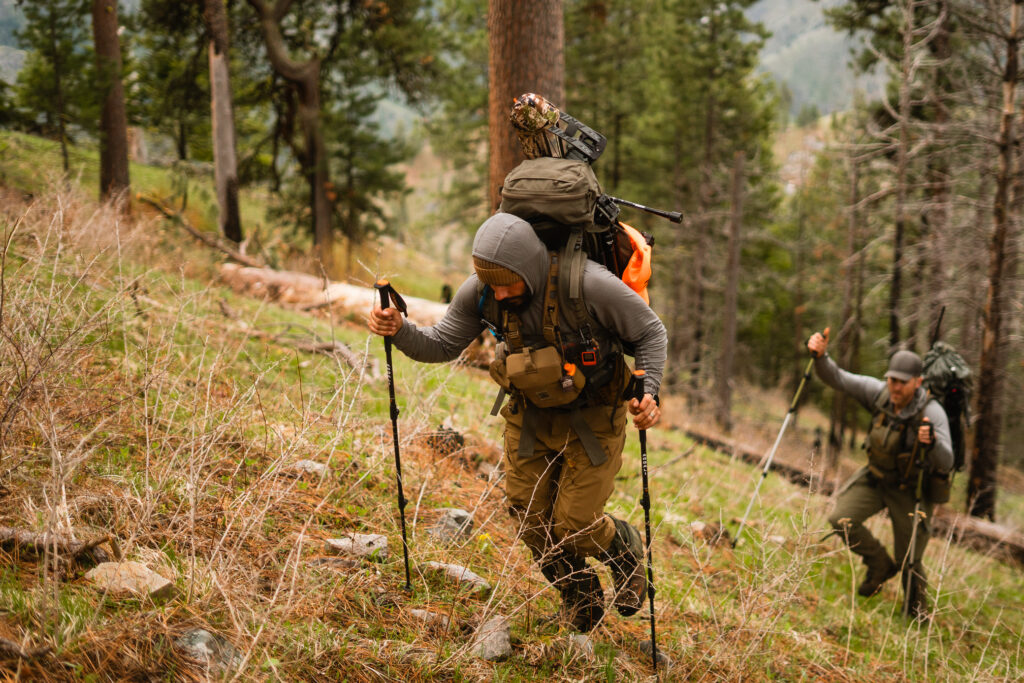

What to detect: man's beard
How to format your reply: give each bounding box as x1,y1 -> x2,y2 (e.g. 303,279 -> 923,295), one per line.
498,295 -> 530,314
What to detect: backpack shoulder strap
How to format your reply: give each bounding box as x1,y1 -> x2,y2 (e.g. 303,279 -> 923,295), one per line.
559,233 -> 597,340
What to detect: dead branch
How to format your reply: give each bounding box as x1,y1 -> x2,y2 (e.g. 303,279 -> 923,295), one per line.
0,526 -> 113,563
0,637 -> 51,662
138,194 -> 265,268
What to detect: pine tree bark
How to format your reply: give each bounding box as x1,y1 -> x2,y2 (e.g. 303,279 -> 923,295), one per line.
204,0 -> 242,243
487,0 -> 564,211
91,0 -> 130,208
248,0 -> 333,273
828,154 -> 862,471
970,0 -> 1022,522
715,151 -> 744,432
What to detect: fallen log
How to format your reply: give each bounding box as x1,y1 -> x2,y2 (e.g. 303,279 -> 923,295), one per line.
218,264 -> 495,369
684,427 -> 1024,569
219,263 -> 450,325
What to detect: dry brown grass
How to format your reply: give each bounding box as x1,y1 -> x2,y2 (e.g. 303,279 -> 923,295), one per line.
3,183 -> 1024,683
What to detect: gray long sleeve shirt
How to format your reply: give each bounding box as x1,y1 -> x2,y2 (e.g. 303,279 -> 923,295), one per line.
813,353 -> 954,473
391,213 -> 668,396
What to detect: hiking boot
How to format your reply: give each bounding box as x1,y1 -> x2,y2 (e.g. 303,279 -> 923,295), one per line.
857,554 -> 898,597
599,516 -> 648,617
903,570 -> 931,622
540,552 -> 605,632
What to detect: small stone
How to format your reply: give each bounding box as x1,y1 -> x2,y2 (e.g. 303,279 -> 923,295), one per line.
768,535 -> 787,545
85,561 -> 176,601
294,459 -> 328,477
174,629 -> 243,674
690,521 -> 730,547
310,556 -> 360,570
472,616 -> 511,661
409,608 -> 452,631
566,633 -> 595,662
477,461 -> 503,482
428,508 -> 474,544
325,533 -> 389,561
422,561 -> 491,596
639,640 -> 672,669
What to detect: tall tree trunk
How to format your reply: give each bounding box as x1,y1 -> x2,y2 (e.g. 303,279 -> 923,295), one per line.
889,0 -> 915,351
46,4 -> 69,174
828,154 -> 861,472
668,137 -> 687,388
690,86 -> 717,408
970,0 -> 1022,521
716,151 -> 743,432
205,0 -> 242,243
487,0 -> 564,211
91,0 -> 130,208
248,0 -> 333,273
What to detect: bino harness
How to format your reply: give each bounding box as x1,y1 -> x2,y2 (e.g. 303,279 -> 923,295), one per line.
480,246 -> 626,466
864,388 -> 950,503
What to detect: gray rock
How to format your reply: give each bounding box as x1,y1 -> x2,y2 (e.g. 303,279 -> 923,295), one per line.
566,633 -> 595,662
422,561 -> 491,596
84,561 -> 175,601
325,533 -> 389,561
409,608 -> 451,631
293,459 -> 328,477
472,616 -> 511,662
428,508 -> 474,544
174,629 -> 243,675
639,639 -> 672,669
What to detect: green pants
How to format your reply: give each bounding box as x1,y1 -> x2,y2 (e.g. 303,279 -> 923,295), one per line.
829,467 -> 933,578
502,398 -> 627,559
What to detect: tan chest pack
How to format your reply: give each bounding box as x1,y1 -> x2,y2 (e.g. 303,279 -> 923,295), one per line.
488,254 -> 587,409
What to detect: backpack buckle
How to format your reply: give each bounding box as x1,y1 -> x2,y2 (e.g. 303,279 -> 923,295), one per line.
581,349 -> 598,366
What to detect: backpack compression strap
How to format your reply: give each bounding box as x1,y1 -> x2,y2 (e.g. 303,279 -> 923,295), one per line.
542,252 -> 562,346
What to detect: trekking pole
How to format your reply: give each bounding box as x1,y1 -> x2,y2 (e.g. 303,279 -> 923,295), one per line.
734,327 -> 829,546
902,463 -> 926,618
627,370 -> 659,675
375,279 -> 413,592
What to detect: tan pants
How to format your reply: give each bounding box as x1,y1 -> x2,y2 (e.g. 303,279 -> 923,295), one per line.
502,399 -> 627,559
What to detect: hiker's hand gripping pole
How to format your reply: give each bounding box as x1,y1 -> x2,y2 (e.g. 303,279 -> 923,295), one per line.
902,419 -> 929,619
375,280 -> 412,592
734,327 -> 829,546
626,370 -> 660,674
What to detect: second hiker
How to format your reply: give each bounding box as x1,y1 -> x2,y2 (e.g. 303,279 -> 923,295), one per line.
808,331 -> 953,619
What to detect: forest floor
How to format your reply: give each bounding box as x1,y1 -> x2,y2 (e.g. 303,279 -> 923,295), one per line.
1,136 -> 1023,682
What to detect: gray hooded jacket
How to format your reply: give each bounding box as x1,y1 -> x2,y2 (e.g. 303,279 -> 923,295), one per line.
391,212 -> 667,396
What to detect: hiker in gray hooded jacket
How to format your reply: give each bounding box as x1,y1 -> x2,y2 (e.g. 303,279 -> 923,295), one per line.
808,332 -> 952,619
370,212 -> 667,632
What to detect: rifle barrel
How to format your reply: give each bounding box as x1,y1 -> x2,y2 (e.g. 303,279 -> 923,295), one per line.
609,196 -> 683,223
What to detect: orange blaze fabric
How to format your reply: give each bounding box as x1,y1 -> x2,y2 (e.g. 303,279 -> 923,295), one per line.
619,223 -> 651,304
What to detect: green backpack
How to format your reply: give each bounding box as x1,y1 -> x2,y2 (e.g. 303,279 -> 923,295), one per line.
922,341 -> 973,471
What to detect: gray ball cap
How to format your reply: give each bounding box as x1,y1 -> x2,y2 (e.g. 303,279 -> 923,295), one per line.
885,350 -> 923,381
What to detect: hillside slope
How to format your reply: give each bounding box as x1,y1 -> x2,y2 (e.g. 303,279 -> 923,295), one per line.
1,158 -> 1023,680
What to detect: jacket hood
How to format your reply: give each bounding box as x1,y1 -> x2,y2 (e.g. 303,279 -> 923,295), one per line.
471,212 -> 548,296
